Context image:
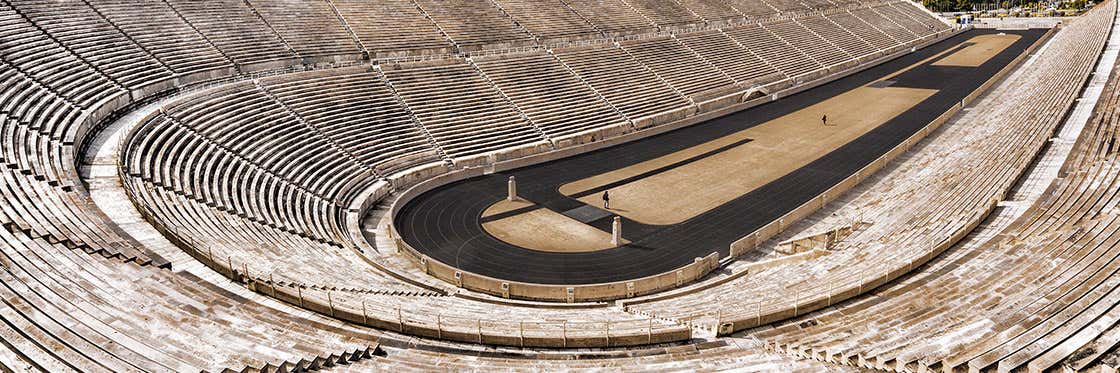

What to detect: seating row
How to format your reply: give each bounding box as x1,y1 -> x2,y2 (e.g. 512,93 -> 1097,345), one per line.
751,3 -> 1120,371
627,2 -> 1115,372
0,0 -> 963,364
111,0 -> 956,349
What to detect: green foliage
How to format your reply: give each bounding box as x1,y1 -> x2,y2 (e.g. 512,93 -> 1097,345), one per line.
1057,0 -> 1087,9
922,0 -> 1089,13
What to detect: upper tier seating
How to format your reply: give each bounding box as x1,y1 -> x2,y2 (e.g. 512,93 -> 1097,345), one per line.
853,6 -> 920,43
873,3 -> 932,37
9,0 -> 173,91
473,51 -> 629,138
0,223 -> 383,371
413,0 -> 535,50
763,0 -> 811,13
678,0 -> 744,22
881,2 -> 949,36
764,19 -> 852,68
675,30 -> 784,86
624,0 -> 704,28
329,0 -> 452,57
554,44 -> 693,121
257,67 -> 439,176
0,4 -> 122,111
828,11 -> 900,50
799,15 -> 878,58
724,0 -> 782,17
382,60 -> 544,159
492,0 -> 601,42
85,0 -> 232,76
620,36 -> 738,100
162,0 -> 298,67
627,1 -> 1113,363
723,23 -> 822,78
560,0 -> 657,35
245,0 -> 362,58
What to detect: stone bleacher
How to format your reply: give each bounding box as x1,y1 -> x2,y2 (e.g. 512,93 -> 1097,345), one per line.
678,0 -> 744,22
244,0 -> 363,59
623,0 -> 705,28
162,0 -> 299,69
329,0 -> 453,58
766,19 -> 852,68
675,30 -> 784,87
723,23 -> 823,79
560,0 -> 658,36
747,2 -> 1120,371
492,0 -> 601,42
553,43 -> 695,125
10,0 -> 174,94
620,36 -> 739,101
472,51 -> 629,139
381,59 -> 545,159
800,15 -> 879,59
257,67 -> 440,176
0,0 -> 1028,369
111,0 -> 956,353
412,0 -> 536,51
626,2 -> 1117,372
86,0 -> 233,77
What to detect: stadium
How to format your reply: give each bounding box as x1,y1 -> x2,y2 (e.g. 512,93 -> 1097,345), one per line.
1,0 -> 1119,371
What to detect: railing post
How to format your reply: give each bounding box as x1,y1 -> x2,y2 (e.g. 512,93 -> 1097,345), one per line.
563,320 -> 568,348
397,306 -> 404,332
793,289 -> 799,317
756,301 -> 762,326
297,287 -> 304,308
605,321 -> 610,346
612,216 -> 622,247
477,319 -> 483,344
327,291 -> 334,317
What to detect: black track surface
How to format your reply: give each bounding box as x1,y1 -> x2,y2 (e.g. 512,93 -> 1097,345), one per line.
388,29 -> 1046,285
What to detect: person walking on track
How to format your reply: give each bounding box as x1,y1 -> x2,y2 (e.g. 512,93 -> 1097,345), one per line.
602,190 -> 610,210
822,114 -> 828,126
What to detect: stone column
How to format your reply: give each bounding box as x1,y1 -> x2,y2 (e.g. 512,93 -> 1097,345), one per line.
508,176 -> 517,201
612,216 -> 622,247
